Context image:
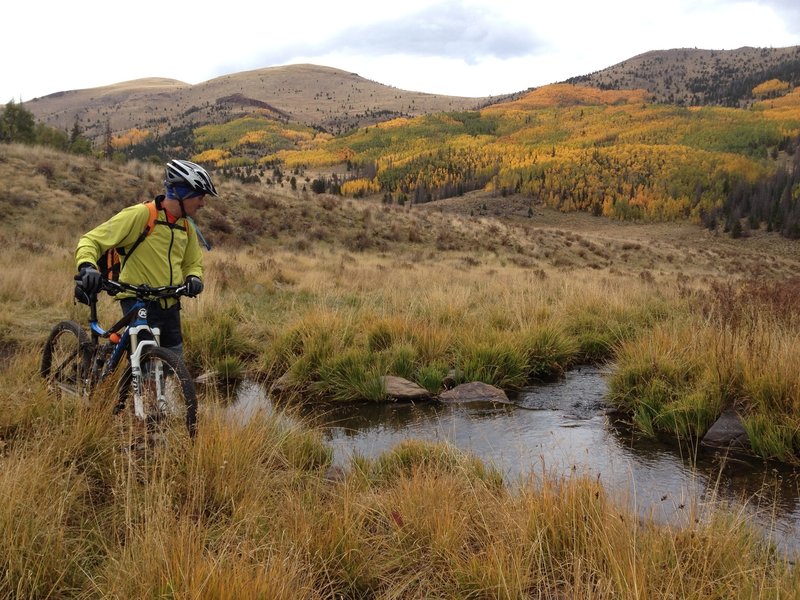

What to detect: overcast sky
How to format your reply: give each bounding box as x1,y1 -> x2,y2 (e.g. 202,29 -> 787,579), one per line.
3,0 -> 799,104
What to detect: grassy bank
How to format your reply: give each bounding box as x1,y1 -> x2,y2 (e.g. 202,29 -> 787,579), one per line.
609,279 -> 800,462
1,356 -> 797,598
183,248 -> 674,397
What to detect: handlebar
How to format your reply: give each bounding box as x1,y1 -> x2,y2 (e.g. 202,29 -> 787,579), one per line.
102,279 -> 188,299
74,275 -> 188,301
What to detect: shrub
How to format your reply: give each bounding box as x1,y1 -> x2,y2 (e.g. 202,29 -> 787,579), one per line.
314,349 -> 385,402
521,325 -> 578,380
363,439 -> 503,489
456,340 -> 529,391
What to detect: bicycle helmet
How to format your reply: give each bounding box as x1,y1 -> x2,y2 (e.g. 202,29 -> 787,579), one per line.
164,159 -> 219,197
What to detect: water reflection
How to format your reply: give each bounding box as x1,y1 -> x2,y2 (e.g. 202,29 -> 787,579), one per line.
231,367 -> 799,557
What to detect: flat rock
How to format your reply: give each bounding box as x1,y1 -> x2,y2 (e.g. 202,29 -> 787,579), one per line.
701,408 -> 752,451
438,381 -> 509,404
380,376 -> 431,400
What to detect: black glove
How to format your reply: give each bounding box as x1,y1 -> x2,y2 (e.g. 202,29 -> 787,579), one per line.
78,263 -> 102,294
185,275 -> 203,297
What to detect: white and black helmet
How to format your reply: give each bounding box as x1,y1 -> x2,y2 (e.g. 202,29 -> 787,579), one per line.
164,159 -> 219,197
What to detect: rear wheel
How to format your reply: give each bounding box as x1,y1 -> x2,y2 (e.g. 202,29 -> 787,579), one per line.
117,346 -> 198,437
40,321 -> 92,399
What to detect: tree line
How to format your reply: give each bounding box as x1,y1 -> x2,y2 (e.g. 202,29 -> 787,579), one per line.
702,135 -> 800,238
0,101 -> 93,155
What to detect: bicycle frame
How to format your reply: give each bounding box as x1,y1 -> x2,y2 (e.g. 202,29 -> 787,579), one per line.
79,279 -> 186,407
88,297 -> 163,421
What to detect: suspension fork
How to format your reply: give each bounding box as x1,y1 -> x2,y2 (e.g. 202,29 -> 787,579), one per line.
127,304 -> 162,421
129,332 -> 159,420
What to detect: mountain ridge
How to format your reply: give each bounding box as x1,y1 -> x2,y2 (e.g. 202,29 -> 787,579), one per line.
566,45 -> 800,106
25,63 -> 499,142
22,45 -> 800,148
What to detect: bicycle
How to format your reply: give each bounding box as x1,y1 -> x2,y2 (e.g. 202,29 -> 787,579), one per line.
40,279 -> 198,437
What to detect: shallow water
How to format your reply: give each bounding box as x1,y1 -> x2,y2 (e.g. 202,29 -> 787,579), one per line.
232,367 -> 800,557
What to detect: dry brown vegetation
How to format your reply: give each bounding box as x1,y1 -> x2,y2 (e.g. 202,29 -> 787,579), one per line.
5,141 -> 798,283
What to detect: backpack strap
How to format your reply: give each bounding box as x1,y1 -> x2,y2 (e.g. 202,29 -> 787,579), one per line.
152,194 -> 188,232
118,195 -> 194,273
119,200 -> 159,260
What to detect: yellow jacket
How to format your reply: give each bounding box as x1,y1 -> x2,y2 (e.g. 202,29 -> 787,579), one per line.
75,202 -> 203,306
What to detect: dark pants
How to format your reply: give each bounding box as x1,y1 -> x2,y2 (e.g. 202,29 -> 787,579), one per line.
120,298 -> 183,357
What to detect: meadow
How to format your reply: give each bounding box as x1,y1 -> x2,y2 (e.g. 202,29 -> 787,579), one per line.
1,142 -> 799,597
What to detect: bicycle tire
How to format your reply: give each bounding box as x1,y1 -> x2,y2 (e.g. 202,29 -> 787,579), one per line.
117,346 -> 198,437
40,320 -> 92,399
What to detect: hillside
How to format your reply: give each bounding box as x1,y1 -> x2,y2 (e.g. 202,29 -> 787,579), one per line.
4,139 -> 800,596
5,138 -> 800,360
267,83 -> 800,235
567,45 -> 800,106
2,142 -> 799,284
24,64 -> 493,141
13,47 -> 800,236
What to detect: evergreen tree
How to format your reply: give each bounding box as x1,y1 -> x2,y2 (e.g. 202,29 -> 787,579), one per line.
311,178 -> 326,194
104,119 -> 113,160
0,100 -> 36,143
69,119 -> 82,146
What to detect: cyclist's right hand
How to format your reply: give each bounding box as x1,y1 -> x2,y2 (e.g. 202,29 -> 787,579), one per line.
77,263 -> 102,294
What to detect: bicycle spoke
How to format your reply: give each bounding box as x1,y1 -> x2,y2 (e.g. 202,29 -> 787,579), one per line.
41,321 -> 91,400
118,346 -> 197,439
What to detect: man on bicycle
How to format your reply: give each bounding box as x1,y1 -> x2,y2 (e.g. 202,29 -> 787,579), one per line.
74,159 -> 218,358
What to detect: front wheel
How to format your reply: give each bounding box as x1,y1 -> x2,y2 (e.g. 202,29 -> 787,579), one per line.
40,320 -> 92,399
117,346 -> 198,437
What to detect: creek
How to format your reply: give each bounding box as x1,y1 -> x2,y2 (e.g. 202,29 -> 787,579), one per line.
231,366 -> 799,558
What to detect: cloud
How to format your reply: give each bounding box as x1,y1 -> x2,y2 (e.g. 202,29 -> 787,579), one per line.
5,0 -> 799,102
255,0 -> 543,67
758,0 -> 800,13
329,1 -> 541,62
758,0 -> 800,34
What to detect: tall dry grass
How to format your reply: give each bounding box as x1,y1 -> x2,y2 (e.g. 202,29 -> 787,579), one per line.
5,179 -> 796,460
1,361 -> 797,598
609,278 -> 800,461
195,247 -> 677,398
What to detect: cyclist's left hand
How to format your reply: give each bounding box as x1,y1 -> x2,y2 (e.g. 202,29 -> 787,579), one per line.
185,275 -> 204,297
